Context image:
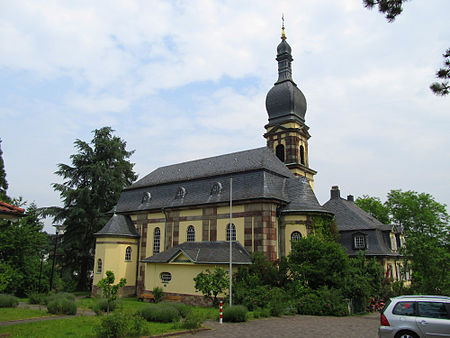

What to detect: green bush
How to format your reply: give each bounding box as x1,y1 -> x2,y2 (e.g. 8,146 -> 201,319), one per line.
45,292 -> 75,305
28,293 -> 46,305
182,311 -> 203,330
164,302 -> 190,318
251,307 -> 270,319
47,298 -> 77,315
152,287 -> 164,303
95,311 -> 149,338
0,294 -> 19,308
93,298 -> 118,315
295,287 -> 348,316
137,304 -> 180,323
223,305 -> 248,322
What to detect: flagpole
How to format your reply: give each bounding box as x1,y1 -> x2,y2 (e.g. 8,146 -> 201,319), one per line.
229,177 -> 232,307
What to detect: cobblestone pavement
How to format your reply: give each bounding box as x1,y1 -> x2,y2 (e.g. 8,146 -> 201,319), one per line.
185,313 -> 380,338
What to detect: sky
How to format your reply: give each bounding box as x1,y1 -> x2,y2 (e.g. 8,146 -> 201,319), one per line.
1,1 -> 449,233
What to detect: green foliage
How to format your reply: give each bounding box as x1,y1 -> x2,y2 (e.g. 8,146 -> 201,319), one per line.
93,298 -> 118,315
45,292 -> 75,305
0,294 -> 19,308
181,311 -> 203,330
97,271 -> 127,314
430,48 -> 450,96
355,195 -> 390,224
194,267 -> 228,305
95,311 -> 149,338
295,287 -> 348,316
43,127 -> 137,291
312,216 -> 338,240
47,298 -> 77,315
165,302 -> 190,318
222,305 -> 248,322
137,303 -> 180,323
251,307 -> 271,318
0,202 -> 48,296
28,293 -> 47,305
0,139 -> 9,202
152,286 -> 164,303
289,236 -> 349,290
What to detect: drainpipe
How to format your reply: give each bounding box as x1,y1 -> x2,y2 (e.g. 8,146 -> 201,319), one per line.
162,208 -> 168,250
134,223 -> 142,296
277,205 -> 282,258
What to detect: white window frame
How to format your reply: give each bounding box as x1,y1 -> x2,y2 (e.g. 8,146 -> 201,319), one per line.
354,234 -> 365,249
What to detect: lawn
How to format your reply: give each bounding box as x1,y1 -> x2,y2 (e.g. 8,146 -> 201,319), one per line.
0,308 -> 53,322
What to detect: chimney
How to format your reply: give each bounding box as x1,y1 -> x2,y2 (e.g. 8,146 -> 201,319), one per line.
347,195 -> 354,202
331,186 -> 340,199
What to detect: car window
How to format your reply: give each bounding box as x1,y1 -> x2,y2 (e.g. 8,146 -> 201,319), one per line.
393,301 -> 415,316
417,302 -> 449,319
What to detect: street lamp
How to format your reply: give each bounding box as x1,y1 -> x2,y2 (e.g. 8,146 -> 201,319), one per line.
49,225 -> 61,291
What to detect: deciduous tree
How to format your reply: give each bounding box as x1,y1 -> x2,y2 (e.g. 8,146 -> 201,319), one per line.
355,195 -> 390,224
194,267 -> 229,305
0,139 -> 10,202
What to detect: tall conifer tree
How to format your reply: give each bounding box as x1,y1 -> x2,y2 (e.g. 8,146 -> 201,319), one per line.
44,127 -> 137,290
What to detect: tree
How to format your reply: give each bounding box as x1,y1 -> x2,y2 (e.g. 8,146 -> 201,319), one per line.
97,270 -> 126,314
288,236 -> 349,290
194,267 -> 229,305
0,139 -> 10,202
356,189 -> 449,294
0,201 -> 48,296
363,0 -> 449,96
43,127 -> 137,290
355,195 -> 390,224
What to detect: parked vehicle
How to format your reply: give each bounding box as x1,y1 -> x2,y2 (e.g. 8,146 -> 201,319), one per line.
379,295 -> 450,338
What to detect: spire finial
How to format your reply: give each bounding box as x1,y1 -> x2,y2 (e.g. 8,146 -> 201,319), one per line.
113,205 -> 117,215
281,14 -> 286,40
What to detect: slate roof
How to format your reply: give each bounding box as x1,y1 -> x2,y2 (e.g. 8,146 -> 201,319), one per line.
323,187 -> 399,257
323,196 -> 387,231
115,147 -> 328,215
127,147 -> 293,189
0,200 -> 25,219
142,241 -> 252,265
94,214 -> 140,238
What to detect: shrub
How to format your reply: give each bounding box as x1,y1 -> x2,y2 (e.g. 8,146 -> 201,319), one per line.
165,302 -> 190,318
0,294 -> 19,308
95,311 -> 149,338
45,292 -> 75,305
93,298 -> 118,315
182,311 -> 203,330
251,307 -> 270,319
137,304 -> 180,323
152,287 -> 164,303
295,287 -> 348,317
47,298 -> 77,315
28,293 -> 46,305
223,305 -> 248,322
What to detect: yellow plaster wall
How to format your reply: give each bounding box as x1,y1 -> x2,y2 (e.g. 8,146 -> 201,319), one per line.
93,237 -> 139,287
145,263 -> 239,295
179,221 -> 202,243
217,205 -> 244,215
284,223 -> 308,256
217,217 -> 245,245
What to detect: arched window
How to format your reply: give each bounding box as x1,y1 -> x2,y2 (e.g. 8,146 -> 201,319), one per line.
153,227 -> 161,254
275,144 -> 285,162
291,231 -> 302,242
97,258 -> 102,273
300,145 -> 305,165
226,223 -> 236,241
125,246 -> 132,261
187,226 -> 195,242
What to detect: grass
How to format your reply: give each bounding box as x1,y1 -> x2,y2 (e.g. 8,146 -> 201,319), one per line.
0,308 -> 52,322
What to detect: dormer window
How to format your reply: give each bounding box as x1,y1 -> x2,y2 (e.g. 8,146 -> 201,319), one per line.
353,234 -> 366,250
210,182 -> 222,195
175,187 -> 186,199
142,192 -> 151,203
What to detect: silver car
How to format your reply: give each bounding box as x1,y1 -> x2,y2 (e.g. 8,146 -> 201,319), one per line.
379,295 -> 450,338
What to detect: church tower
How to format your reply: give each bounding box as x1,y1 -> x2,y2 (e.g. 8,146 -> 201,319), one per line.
264,22 -> 317,188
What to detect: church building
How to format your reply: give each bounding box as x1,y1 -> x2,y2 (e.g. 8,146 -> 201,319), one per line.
93,26 -> 403,300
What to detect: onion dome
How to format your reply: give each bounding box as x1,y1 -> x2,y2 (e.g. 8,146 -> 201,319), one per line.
265,24 -> 307,126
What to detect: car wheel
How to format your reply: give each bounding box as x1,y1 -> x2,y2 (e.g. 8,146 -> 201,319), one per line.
394,331 -> 419,338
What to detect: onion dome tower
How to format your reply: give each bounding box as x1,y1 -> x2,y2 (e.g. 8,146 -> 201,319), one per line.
264,19 -> 317,188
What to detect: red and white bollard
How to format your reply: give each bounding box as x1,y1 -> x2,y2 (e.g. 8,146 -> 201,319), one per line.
219,301 -> 223,324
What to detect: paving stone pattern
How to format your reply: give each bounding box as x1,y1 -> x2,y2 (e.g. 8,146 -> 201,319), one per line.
188,313 -> 380,338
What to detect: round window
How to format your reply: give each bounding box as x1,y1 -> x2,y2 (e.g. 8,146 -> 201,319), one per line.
160,272 -> 172,284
